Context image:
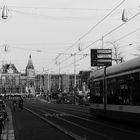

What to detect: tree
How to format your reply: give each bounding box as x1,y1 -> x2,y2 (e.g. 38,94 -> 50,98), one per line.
105,41 -> 124,64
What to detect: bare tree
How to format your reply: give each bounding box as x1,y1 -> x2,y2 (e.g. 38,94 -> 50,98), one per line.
105,41 -> 124,64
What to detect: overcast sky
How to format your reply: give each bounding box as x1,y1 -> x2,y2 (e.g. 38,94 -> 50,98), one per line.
0,0 -> 140,74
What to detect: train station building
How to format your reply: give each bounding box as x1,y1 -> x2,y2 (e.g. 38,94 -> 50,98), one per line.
0,55 -> 90,101
0,55 -> 36,96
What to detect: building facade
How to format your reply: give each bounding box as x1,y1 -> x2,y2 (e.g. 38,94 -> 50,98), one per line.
0,54 -> 90,100
0,55 -> 36,96
0,63 -> 20,95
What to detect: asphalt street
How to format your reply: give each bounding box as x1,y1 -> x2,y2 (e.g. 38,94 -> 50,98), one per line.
8,101 -> 73,140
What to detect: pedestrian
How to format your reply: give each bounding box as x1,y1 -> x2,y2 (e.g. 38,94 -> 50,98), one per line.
18,97 -> 24,111
1,109 -> 8,121
12,99 -> 17,112
0,115 -> 4,140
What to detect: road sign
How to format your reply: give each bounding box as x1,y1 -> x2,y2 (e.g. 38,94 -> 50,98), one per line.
91,49 -> 112,67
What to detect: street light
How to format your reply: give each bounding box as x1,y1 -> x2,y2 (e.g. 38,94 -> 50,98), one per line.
2,5 -> 8,20
122,9 -> 128,22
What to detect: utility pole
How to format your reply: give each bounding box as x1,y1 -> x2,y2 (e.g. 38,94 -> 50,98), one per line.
102,36 -> 104,49
58,53 -> 89,104
58,53 -> 89,87
58,62 -> 61,92
40,74 -> 42,95
48,73 -> 49,92
74,53 -> 76,88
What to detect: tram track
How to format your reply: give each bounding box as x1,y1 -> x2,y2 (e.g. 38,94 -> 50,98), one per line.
25,106 -> 114,140
34,100 -> 91,118
24,107 -> 84,140
24,102 -> 140,140
27,102 -> 140,136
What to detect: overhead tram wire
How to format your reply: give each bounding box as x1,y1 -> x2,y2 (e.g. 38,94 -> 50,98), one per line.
48,14 -> 140,70
8,6 -> 123,11
58,9 -> 140,66
114,27 -> 140,43
8,5 -> 140,12
52,0 -> 126,67
99,27 -> 140,48
76,0 -> 126,42
75,9 -> 140,54
11,0 -> 124,69
53,54 -> 89,72
10,8 -> 121,21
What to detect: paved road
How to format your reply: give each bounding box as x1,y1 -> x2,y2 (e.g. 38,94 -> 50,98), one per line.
24,98 -> 140,140
7,100 -> 74,140
6,98 -> 140,140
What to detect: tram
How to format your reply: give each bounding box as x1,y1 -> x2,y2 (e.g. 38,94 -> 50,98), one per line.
89,56 -> 140,123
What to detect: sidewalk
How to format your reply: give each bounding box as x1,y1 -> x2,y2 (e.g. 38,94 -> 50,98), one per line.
1,106 -> 15,140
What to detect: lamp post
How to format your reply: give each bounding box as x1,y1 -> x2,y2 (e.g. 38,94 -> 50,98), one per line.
48,73 -> 49,93
73,53 -> 76,88
57,52 -> 89,104
40,74 -> 42,95
58,53 -> 88,87
46,70 -> 54,101
58,62 -> 61,93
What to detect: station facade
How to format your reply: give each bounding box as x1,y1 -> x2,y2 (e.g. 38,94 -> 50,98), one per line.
0,55 -> 90,99
0,55 -> 36,96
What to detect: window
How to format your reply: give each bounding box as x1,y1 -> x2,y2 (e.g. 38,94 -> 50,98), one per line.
90,80 -> 103,103
107,72 -> 140,105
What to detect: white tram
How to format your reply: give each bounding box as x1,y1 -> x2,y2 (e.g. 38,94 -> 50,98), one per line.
89,56 -> 140,122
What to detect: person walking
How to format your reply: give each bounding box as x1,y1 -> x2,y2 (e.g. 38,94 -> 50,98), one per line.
12,99 -> 17,112
0,115 -> 4,140
18,97 -> 24,111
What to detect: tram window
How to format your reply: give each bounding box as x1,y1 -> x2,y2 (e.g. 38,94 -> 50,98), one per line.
130,72 -> 140,105
90,80 -> 103,104
107,78 -> 121,104
107,72 -> 140,105
107,75 -> 130,105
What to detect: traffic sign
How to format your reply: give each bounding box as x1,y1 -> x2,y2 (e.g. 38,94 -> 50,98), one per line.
91,49 -> 112,67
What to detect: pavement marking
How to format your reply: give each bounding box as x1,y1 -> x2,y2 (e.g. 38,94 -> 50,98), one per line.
44,113 -> 71,117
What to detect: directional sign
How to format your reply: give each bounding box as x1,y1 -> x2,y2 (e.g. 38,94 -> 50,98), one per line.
91,49 -> 112,67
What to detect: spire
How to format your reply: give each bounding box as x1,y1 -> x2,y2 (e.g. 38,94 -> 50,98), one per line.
9,60 -> 12,68
26,54 -> 34,69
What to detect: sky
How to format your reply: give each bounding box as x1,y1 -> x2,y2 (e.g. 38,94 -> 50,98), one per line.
0,0 -> 140,74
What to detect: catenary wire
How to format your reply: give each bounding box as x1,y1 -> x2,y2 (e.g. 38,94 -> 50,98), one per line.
48,0 -> 126,67
114,27 -> 140,43
11,9 -> 115,21
59,9 -> 140,66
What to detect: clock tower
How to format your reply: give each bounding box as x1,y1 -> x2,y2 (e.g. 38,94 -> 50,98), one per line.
26,55 -> 35,95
